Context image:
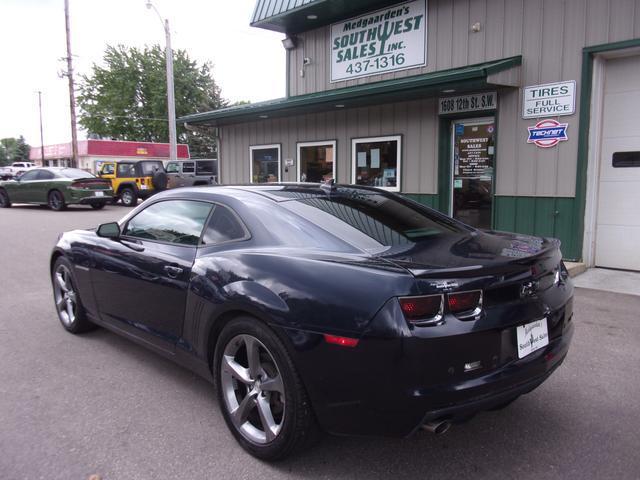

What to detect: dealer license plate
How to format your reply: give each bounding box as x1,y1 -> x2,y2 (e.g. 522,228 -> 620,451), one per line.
94,191 -> 104,197
516,318 -> 549,359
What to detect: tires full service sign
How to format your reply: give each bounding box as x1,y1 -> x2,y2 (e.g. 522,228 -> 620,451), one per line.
523,81 -> 576,119
527,119 -> 569,148
330,0 -> 427,82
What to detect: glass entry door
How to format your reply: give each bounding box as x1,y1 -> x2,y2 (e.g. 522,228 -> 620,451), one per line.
451,118 -> 496,229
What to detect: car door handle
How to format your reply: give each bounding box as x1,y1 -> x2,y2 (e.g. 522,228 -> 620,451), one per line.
164,265 -> 183,278
120,238 -> 145,252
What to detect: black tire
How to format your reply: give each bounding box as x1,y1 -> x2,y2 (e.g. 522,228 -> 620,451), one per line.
0,188 -> 11,208
152,170 -> 168,191
48,190 -> 66,211
214,317 -> 318,461
119,187 -> 137,207
90,203 -> 106,210
51,256 -> 96,334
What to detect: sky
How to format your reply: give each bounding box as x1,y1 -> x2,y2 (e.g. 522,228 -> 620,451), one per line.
0,0 -> 285,147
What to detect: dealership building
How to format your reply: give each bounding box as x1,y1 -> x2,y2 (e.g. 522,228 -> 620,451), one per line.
30,139 -> 190,173
181,0 -> 640,269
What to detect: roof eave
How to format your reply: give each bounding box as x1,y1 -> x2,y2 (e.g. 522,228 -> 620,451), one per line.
180,56 -> 522,127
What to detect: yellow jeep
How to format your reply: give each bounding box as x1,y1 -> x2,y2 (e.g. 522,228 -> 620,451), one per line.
98,160 -> 167,207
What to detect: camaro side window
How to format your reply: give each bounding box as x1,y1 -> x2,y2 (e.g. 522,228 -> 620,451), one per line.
202,205 -> 248,245
124,200 -> 213,246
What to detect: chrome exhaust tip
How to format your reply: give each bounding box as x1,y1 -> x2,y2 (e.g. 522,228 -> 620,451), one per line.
422,419 -> 451,435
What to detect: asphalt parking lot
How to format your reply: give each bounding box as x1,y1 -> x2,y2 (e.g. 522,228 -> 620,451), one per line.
1,204 -> 639,480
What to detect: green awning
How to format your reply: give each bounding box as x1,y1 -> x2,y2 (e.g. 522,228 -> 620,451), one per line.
251,0 -> 405,34
180,56 -> 521,127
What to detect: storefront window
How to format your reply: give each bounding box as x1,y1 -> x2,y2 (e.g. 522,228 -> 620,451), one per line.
297,141 -> 336,182
250,144 -> 280,183
351,135 -> 401,191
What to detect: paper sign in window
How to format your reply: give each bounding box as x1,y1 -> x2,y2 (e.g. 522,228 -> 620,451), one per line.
357,152 -> 367,167
370,149 -> 380,169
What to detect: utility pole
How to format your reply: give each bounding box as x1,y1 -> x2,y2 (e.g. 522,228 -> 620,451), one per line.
37,91 -> 45,166
64,0 -> 78,168
146,1 -> 177,162
164,18 -> 177,162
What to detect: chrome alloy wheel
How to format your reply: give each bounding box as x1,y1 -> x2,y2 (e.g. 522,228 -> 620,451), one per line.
53,264 -> 77,327
220,334 -> 286,445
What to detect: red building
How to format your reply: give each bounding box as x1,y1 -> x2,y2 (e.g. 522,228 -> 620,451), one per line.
30,139 -> 190,173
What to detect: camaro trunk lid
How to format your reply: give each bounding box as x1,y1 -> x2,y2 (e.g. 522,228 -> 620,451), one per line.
377,230 -> 561,279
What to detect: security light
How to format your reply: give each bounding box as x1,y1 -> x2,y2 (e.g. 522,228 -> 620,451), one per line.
282,36 -> 297,50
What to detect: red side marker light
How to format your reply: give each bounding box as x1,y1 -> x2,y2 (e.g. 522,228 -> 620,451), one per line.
323,334 -> 359,348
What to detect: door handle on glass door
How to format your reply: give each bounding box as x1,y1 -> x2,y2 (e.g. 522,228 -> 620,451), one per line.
164,265 -> 183,278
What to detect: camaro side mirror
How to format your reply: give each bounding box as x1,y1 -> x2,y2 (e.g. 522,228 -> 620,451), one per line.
97,222 -> 120,239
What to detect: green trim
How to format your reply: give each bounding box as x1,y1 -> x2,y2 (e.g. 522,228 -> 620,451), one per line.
403,193 -> 439,210
180,56 -> 522,126
437,117 -> 451,214
252,0 -> 423,34
494,196 -> 580,261
574,38 -> 640,261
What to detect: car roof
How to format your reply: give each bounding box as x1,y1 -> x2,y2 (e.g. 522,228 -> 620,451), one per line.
159,183 -> 384,203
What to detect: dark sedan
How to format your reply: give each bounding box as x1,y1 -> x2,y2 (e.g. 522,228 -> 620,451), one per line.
49,183 -> 574,460
0,167 -> 113,210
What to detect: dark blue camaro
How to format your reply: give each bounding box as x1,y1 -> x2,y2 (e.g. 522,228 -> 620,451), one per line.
50,184 -> 574,460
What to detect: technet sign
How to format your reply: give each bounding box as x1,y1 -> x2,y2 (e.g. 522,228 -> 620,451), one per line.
522,81 -> 576,119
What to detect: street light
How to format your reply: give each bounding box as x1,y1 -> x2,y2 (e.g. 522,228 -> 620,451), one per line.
146,0 -> 177,162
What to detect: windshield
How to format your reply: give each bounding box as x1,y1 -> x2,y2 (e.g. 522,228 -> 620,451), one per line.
58,168 -> 95,179
281,190 -> 467,251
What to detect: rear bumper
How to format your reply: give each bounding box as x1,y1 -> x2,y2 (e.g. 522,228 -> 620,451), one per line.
418,323 -> 571,427
287,286 -> 574,438
136,188 -> 154,199
68,190 -> 114,204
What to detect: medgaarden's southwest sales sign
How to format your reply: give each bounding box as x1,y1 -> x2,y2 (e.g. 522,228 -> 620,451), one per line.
330,0 -> 427,82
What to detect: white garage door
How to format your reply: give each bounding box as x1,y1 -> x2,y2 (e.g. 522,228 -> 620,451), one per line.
595,54 -> 640,271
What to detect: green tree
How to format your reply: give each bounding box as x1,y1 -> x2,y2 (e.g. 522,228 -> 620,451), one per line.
78,45 -> 226,158
0,136 -> 31,166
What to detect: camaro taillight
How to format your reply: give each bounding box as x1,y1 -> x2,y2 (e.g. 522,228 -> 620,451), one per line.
398,294 -> 443,326
447,290 -> 482,318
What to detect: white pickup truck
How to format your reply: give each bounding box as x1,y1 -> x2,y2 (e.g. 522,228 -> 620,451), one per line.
0,162 -> 37,180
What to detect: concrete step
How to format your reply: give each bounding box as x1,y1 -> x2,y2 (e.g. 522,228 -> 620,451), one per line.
564,261 -> 587,278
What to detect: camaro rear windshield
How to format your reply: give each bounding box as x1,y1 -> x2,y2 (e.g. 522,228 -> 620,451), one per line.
57,168 -> 95,179
281,191 -> 467,250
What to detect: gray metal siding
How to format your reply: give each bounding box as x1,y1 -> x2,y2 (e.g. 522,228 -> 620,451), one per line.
219,99 -> 439,193
282,0 -> 640,197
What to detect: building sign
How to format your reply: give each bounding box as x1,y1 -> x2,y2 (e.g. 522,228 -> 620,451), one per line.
527,119 -> 569,148
523,81 -> 576,118
439,92 -> 497,115
330,0 -> 427,82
